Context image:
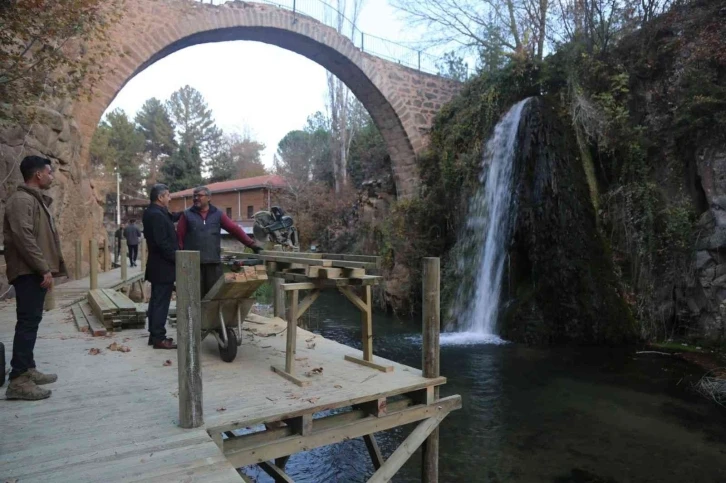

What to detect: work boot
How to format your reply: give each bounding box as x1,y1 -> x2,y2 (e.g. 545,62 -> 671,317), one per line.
26,368 -> 58,385
153,338 -> 177,350
6,374 -> 52,400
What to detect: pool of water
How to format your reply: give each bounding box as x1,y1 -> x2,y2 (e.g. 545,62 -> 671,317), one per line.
243,292 -> 726,482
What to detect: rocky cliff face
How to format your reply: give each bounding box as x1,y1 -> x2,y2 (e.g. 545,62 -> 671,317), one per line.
0,101 -> 108,293
501,99 -> 637,345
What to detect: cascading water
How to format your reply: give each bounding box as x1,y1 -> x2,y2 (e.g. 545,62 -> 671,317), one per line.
442,98 -> 530,345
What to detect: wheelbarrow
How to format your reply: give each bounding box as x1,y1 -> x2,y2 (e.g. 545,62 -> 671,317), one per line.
201,259 -> 267,362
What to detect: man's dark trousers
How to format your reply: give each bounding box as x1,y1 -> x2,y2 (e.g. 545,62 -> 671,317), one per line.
201,263 -> 223,298
9,274 -> 47,379
127,243 -> 138,265
148,283 -> 173,343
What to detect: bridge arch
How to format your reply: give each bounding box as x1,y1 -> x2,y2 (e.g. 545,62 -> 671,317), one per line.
72,0 -> 460,197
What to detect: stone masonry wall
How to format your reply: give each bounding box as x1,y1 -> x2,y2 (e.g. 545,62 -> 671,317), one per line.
71,0 -> 461,198
0,102 -> 109,294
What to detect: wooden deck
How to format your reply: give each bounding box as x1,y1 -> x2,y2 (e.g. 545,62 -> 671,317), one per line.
0,271 -> 454,481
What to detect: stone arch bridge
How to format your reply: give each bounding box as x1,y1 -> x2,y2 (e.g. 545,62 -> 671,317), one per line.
73,0 -> 461,197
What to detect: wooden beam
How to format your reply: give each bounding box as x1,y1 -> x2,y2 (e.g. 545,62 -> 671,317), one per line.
363,434 -> 385,470
282,282 -> 317,291
140,239 -> 147,270
224,396 -> 461,468
367,411 -> 449,483
177,250 -> 203,429
296,289 -> 320,319
89,239 -> 98,290
338,287 -> 368,313
75,240 -> 82,279
286,290 -> 298,373
102,238 -> 109,272
273,277 -> 285,318
344,355 -> 394,373
361,285 -> 373,361
275,455 -> 291,470
422,257 -> 441,483
258,461 -> 295,483
284,413 -> 313,436
120,243 -> 127,282
270,365 -> 311,387
356,398 -> 387,417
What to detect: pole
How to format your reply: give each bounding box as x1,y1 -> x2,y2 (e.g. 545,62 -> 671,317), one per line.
177,250 -> 203,428
102,239 -> 109,272
273,277 -> 285,318
421,257 -> 440,483
89,239 -> 98,290
75,240 -> 82,280
116,170 -> 121,226
361,32 -> 364,52
120,243 -> 128,282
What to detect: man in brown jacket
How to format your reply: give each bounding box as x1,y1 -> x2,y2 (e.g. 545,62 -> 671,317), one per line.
4,155 -> 66,400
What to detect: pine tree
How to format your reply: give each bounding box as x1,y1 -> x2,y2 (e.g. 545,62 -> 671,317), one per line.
160,144 -> 203,193
208,132 -> 267,183
135,97 -> 176,186
93,108 -> 145,196
166,85 -> 223,176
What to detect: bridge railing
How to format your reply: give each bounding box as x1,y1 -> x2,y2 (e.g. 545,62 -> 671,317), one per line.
193,0 -> 445,76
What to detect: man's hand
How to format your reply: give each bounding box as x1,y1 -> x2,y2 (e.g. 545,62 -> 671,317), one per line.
251,243 -> 264,254
40,272 -> 53,289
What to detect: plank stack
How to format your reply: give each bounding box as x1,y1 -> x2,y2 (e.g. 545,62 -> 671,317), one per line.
86,288 -> 146,331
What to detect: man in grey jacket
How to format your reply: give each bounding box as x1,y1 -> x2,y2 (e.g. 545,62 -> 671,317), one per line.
123,219 -> 142,267
3,155 -> 66,400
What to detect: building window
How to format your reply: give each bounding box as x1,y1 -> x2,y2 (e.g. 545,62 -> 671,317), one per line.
247,205 -> 254,219
226,207 -> 232,218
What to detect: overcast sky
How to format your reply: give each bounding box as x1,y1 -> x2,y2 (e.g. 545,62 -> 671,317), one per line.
105,0 -> 431,168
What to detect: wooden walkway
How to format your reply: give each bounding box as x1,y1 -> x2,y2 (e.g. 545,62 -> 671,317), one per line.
50,264 -> 144,309
0,269 -> 455,481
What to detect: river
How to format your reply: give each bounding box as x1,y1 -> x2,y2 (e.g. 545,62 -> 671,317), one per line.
243,292 -> 726,482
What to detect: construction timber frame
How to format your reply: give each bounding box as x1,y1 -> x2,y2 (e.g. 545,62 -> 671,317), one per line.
175,252 -> 459,482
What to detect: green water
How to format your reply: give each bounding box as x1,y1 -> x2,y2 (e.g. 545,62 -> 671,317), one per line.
243,292 -> 726,482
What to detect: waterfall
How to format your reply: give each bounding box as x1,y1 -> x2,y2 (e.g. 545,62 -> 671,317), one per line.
442,98 -> 529,345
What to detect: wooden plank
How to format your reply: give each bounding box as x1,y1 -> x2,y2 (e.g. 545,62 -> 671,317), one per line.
344,355 -> 394,373
422,257 -> 441,483
74,240 -> 82,280
284,413 -> 313,436
258,461 -> 295,483
248,254 -> 333,266
296,289 -> 320,319
223,396 -> 461,468
362,285 -> 373,361
273,277 -> 285,318
270,365 -> 311,387
285,289 -> 298,373
329,260 -> 377,269
79,302 -> 107,336
364,434 -> 385,470
177,251 -> 203,429
120,243 -> 127,281
281,282 -> 317,291
71,304 -> 90,333
89,239 -> 98,289
368,411 -> 450,483
102,289 -> 136,312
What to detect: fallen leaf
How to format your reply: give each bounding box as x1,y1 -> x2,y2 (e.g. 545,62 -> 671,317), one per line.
286,393 -> 301,399
107,342 -> 119,351
304,367 -> 323,377
334,385 -> 343,389
119,345 -> 131,353
163,360 -> 172,366
88,348 -> 101,355
305,397 -> 320,404
306,342 -> 316,349
80,326 -> 89,333
305,337 -> 315,342
216,407 -> 227,412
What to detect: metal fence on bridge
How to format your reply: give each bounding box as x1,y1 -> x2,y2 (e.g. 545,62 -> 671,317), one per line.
193,0 -> 446,76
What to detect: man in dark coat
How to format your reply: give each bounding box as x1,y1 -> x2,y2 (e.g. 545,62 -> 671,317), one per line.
142,184 -> 177,349
123,219 -> 142,267
114,223 -> 125,263
176,186 -> 263,298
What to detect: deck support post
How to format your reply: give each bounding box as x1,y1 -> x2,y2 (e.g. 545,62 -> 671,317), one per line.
75,240 -> 82,279
272,277 -> 285,318
363,434 -> 385,470
89,239 -> 98,290
120,243 -> 128,282
177,250 -> 203,428
339,286 -> 393,373
102,239 -> 109,272
421,257 -> 441,483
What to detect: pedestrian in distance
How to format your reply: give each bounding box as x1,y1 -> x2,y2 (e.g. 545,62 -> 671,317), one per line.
123,219 -> 142,267
3,155 -> 66,400
142,184 -> 178,349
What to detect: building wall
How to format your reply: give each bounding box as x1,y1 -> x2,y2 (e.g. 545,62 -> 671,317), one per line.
169,188 -> 271,220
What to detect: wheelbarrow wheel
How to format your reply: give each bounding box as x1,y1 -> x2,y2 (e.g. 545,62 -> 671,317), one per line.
219,327 -> 238,363
0,342 -> 6,387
